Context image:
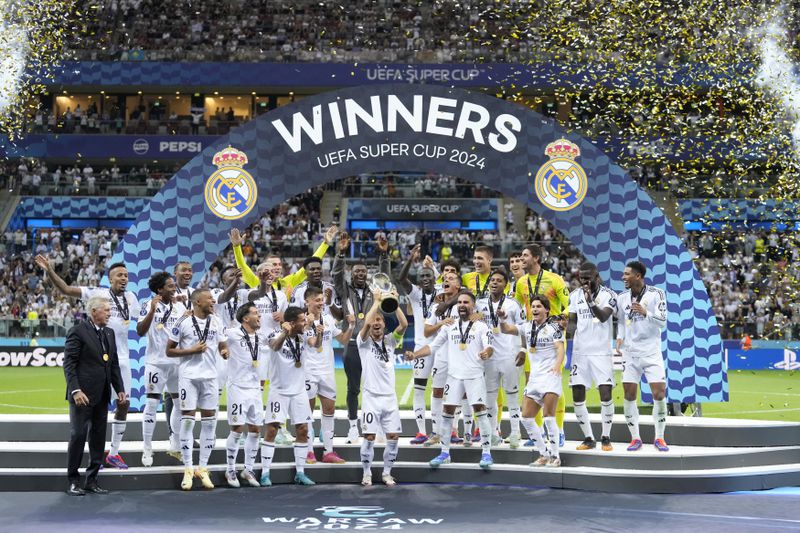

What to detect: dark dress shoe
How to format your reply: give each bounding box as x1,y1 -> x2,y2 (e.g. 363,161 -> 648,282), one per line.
84,482 -> 108,494
67,483 -> 86,496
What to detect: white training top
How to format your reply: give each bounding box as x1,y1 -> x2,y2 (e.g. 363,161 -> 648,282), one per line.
616,285 -> 667,357
80,286 -> 141,361
521,320 -> 563,378
266,328 -> 307,395
303,313 -> 342,375
357,331 -> 401,396
428,318 -> 492,380
168,314 -> 227,380
569,286 -> 618,356
140,299 -> 187,366
476,295 -> 524,360
225,326 -> 264,390
408,284 -> 438,348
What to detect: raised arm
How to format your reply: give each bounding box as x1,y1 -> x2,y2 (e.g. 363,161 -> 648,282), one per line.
35,255 -> 82,298
332,232 -> 349,302
280,224 -> 337,290
396,244 -> 420,295
136,296 -> 160,336
359,289 -> 382,342
393,291 -> 408,336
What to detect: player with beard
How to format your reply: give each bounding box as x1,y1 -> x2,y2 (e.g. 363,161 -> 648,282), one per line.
35,255 -> 139,469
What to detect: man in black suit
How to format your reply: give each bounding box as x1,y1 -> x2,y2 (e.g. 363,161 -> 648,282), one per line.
64,296 -> 126,495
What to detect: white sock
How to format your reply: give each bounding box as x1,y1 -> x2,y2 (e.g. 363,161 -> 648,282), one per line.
109,420 -> 126,456
476,411 -> 492,453
142,398 -> 159,450
543,416 -> 559,459
349,418 -> 358,429
462,400 -> 473,437
439,413 -> 454,453
521,417 -> 546,455
413,385 -> 427,435
487,391 -> 499,436
601,400 -> 615,438
431,395 -> 443,436
226,431 -> 242,471
244,432 -> 259,472
624,399 -> 641,440
322,414 -> 335,454
653,399 -> 668,440
360,439 -> 375,476
574,401 -> 594,440
383,439 -> 399,475
507,391 -> 521,436
180,416 -> 195,467
260,441 -> 275,474
293,443 -> 308,474
169,399 -> 182,450
199,416 -> 217,467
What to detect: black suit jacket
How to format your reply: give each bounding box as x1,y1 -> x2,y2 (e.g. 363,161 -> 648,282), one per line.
63,320 -> 123,406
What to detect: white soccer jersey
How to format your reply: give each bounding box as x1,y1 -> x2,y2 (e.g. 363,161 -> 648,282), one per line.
569,286 -> 618,356
428,319 -> 492,380
251,286 -> 289,335
424,302 -> 459,356
616,285 -> 667,357
140,299 -> 187,366
225,326 -> 264,390
408,284 -> 438,348
303,313 -> 342,375
168,314 -> 227,380
521,320 -> 563,377
476,295 -> 524,360
80,287 -> 141,361
357,332 -> 401,396
289,280 -> 337,315
266,328 -> 307,395
175,285 -> 194,310
211,287 -> 247,329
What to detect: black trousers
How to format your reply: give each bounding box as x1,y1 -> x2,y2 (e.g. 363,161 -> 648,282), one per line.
67,390 -> 109,484
343,341 -> 362,420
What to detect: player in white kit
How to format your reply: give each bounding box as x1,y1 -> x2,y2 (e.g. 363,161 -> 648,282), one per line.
166,289 -> 229,490
477,269 -> 525,448
616,260 -> 669,452
406,291 -> 495,470
396,244 -> 438,444
260,306 -> 316,487
501,295 -> 565,467
304,286 -> 354,464
35,255 -> 139,469
357,287 -> 408,487
136,271 -> 186,465
568,262 -> 618,452
223,302 -> 266,488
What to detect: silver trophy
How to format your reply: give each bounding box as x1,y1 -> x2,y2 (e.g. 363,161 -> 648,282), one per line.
369,272 -> 398,314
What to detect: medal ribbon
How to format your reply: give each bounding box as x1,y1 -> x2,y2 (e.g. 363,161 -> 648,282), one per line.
373,337 -> 389,362
458,319 -> 474,346
160,301 -> 173,325
241,326 -> 259,364
109,288 -> 129,320
285,335 -> 302,364
488,295 -> 505,328
191,314 -> 211,343
529,320 -> 549,351
627,284 -> 647,320
421,289 -> 436,319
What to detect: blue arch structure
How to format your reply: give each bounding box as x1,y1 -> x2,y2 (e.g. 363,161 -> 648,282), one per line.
113,84 -> 726,409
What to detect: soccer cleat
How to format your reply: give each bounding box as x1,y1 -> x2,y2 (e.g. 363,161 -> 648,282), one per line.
472,429 -> 482,443
180,468 -> 194,490
508,433 -> 521,450
654,438 -> 670,452
141,449 -> 153,467
275,428 -> 294,446
225,470 -> 240,488
410,433 -> 429,445
530,456 -> 549,467
361,474 -> 372,486
346,426 -> 360,444
429,452 -> 451,468
259,472 -> 272,487
559,431 -> 565,448
423,434 -> 441,447
105,453 -> 128,469
195,467 -> 214,489
601,436 -> 613,452
627,439 -> 643,452
576,437 -> 596,451
240,469 -> 260,487
450,431 -> 464,444
382,474 -> 397,486
322,451 -> 346,464
166,448 -> 182,461
306,450 -> 317,464
294,472 -> 316,486
479,453 -> 493,470
546,457 -> 562,467
523,439 -> 536,447
491,434 -> 503,446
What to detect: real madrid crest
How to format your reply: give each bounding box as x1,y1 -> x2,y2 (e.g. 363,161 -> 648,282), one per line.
204,146 -> 257,220
534,138 -> 587,212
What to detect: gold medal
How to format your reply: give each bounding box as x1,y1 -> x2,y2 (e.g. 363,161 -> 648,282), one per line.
156,323 -> 164,330
102,353 -> 109,361
592,318 -> 599,324
316,346 -> 323,353
252,360 -> 259,368
294,361 -> 302,368
626,319 -> 631,326
459,343 -> 467,350
124,320 -> 130,326
492,327 -> 499,334
358,313 -> 365,320
530,348 -> 536,354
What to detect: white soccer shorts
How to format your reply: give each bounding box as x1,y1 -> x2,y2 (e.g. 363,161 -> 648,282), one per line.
178,376 -> 219,411
144,362 -> 178,395
361,392 -> 402,435
622,352 -> 667,385
484,357 -> 522,393
227,385 -> 264,427
117,359 -> 132,398
431,352 -> 449,389
444,376 -> 488,407
216,357 -> 228,393
569,353 -> 615,389
264,390 -> 313,426
524,372 -> 563,406
305,372 -> 337,400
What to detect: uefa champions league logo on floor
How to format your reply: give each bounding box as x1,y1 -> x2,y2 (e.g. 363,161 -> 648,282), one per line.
535,138 -> 588,211
204,146 -> 257,220
261,504 -> 444,529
